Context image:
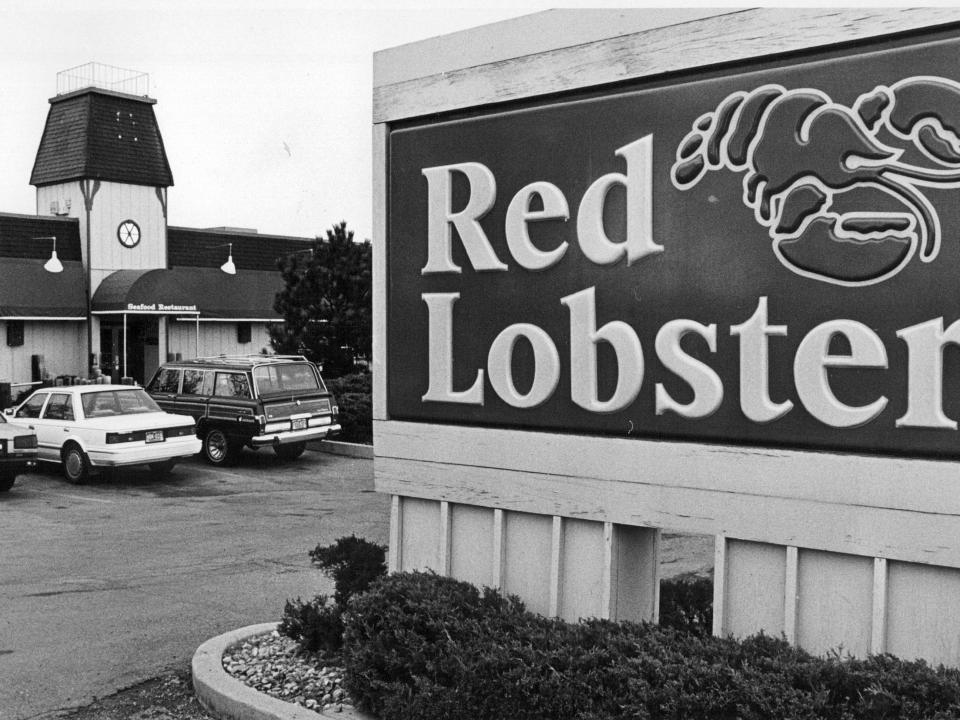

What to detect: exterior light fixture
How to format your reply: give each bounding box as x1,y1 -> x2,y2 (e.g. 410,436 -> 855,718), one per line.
219,243 -> 236,275
36,236 -> 63,273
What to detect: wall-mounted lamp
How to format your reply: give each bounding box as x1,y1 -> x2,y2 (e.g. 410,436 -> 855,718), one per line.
35,236 -> 63,273
210,243 -> 236,275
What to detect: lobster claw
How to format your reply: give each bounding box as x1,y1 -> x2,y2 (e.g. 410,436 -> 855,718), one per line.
857,78 -> 960,165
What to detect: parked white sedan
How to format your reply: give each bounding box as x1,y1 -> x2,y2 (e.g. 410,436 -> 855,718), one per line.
5,385 -> 201,484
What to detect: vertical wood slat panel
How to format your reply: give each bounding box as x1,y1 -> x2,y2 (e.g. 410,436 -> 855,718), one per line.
885,561 -> 960,665
559,519 -> 608,622
503,512 -> 553,616
549,516 -> 563,617
449,504 -> 496,588
493,508 -> 506,589
713,537 -> 727,637
717,540 -> 786,641
399,498 -> 441,572
389,499 -> 662,623
872,558 -> 888,655
389,495 -> 401,574
602,522 -> 616,620
438,501 -> 451,575
784,546 -> 799,645
796,550 -> 873,658
650,530 -> 662,622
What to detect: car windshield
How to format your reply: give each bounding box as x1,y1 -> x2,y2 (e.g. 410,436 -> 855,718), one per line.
82,389 -> 162,418
253,364 -> 323,394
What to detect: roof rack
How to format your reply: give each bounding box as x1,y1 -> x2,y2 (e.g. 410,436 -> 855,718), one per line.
193,354 -> 310,363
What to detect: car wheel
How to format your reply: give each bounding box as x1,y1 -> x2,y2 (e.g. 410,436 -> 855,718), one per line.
273,441 -> 306,461
62,444 -> 90,485
149,459 -> 177,477
203,428 -> 237,466
0,472 -> 15,492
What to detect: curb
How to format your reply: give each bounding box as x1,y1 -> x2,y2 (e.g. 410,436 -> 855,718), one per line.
308,440 -> 374,459
192,623 -> 368,720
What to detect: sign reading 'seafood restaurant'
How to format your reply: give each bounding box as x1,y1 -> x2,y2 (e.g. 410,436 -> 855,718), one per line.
387,33 -> 960,460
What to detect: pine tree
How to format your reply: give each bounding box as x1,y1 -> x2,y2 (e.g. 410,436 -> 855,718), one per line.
270,221 -> 371,377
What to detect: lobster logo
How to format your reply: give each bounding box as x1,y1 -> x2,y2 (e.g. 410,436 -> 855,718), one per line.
671,76 -> 960,286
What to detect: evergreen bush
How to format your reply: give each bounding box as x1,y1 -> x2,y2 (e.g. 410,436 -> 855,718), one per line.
280,535 -> 386,653
342,571 -> 960,720
326,372 -> 371,444
278,595 -> 343,655
309,534 -> 386,607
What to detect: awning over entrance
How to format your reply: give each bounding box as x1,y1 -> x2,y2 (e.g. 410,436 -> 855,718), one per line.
91,267 -> 283,319
0,258 -> 86,318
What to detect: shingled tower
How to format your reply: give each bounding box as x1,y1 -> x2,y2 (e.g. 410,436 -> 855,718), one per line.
30,62 -> 173,295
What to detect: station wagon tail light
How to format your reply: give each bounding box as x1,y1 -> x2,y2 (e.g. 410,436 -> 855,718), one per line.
14,435 -> 37,449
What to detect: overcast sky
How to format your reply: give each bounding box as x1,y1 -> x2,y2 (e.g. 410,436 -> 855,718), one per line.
0,2 -> 815,242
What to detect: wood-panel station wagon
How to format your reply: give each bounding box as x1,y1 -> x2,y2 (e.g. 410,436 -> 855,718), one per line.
5,385 -> 200,484
146,355 -> 340,465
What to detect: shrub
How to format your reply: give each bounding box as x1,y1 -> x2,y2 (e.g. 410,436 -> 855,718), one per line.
280,535 -> 386,653
327,372 -> 371,444
309,534 -> 387,607
659,572 -> 713,635
342,571 -> 960,720
278,595 -> 343,655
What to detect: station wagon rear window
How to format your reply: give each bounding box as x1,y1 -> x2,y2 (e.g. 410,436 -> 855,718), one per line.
214,372 -> 250,398
82,389 -> 162,417
181,369 -> 210,395
254,364 -> 323,394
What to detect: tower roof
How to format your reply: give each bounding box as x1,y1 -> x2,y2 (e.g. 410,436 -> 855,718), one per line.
30,88 -> 174,188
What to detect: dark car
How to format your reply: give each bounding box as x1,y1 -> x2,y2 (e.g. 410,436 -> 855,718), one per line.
146,355 -> 340,465
0,412 -> 38,491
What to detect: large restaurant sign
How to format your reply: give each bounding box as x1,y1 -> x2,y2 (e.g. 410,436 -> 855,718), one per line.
387,32 -> 960,459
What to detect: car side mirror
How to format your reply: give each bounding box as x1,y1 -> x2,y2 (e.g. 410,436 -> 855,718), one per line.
3,408 -> 14,417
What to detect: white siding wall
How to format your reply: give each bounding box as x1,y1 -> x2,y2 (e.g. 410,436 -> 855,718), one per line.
35,183 -> 81,226
0,321 -> 86,386
37,180 -> 166,295
167,321 -> 272,360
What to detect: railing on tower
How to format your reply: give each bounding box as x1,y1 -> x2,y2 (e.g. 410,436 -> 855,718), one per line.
56,62 -> 149,97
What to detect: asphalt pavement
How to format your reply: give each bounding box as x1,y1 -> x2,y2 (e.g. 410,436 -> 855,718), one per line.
0,448 -> 388,720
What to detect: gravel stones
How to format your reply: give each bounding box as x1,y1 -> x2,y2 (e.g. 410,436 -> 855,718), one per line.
222,630 -> 354,715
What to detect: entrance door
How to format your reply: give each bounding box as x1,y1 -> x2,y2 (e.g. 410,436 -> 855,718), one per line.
99,316 -> 160,385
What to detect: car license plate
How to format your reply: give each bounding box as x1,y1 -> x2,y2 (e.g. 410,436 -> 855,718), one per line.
291,418 -> 307,431
145,430 -> 164,444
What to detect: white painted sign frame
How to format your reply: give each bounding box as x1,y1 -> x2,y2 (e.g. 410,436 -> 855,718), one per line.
373,8 -> 960,664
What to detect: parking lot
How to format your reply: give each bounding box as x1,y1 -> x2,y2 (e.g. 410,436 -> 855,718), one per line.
0,447 -> 388,720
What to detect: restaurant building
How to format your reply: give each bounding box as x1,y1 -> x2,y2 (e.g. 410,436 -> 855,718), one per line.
0,63 -> 311,394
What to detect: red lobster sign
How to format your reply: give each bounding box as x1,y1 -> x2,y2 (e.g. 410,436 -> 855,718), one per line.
387,31 -> 960,460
